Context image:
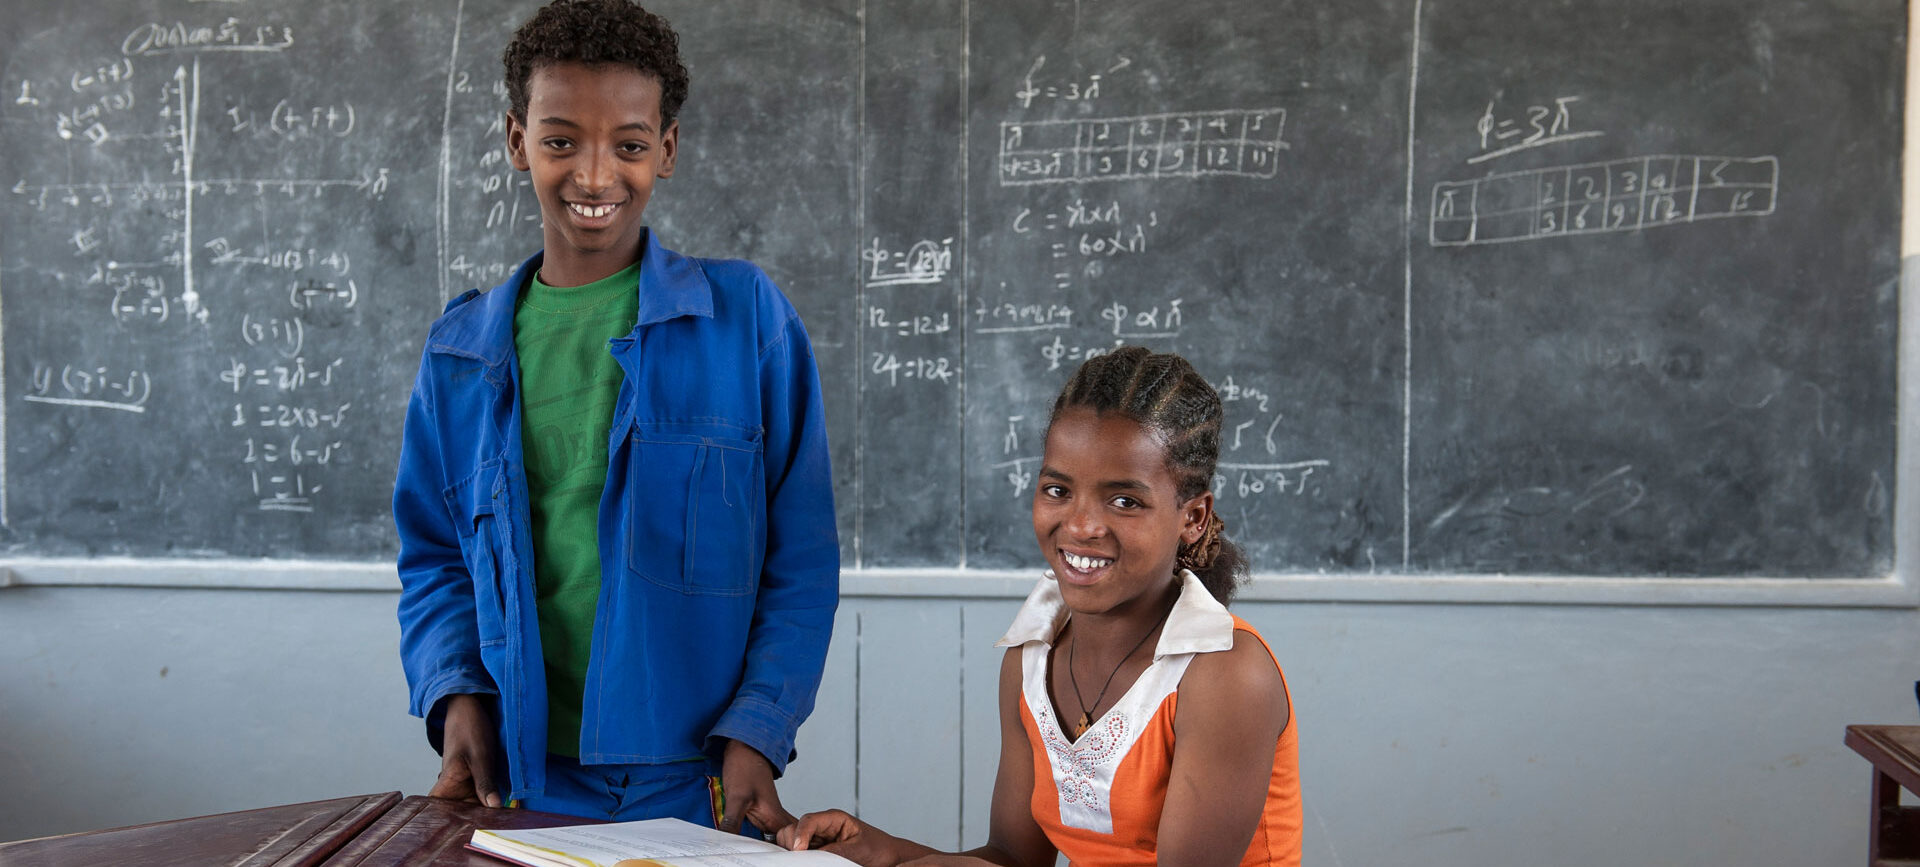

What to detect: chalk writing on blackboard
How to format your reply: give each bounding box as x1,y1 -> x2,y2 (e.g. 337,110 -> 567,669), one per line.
972,297 -> 1073,334
992,454 -> 1038,498
1219,460 -> 1330,499
1037,336 -> 1121,371
869,353 -> 956,387
1012,54 -> 1132,110
1098,299 -> 1182,338
862,236 -> 954,287
121,19 -> 296,56
287,279 -> 358,310
1006,197 -> 1161,295
865,307 -> 953,338
3,23 -> 388,523
1469,95 -> 1604,165
999,108 -> 1287,186
219,357 -> 346,393
1430,155 -> 1778,247
241,314 -> 307,358
0,0 -> 1896,573
23,363 -> 151,413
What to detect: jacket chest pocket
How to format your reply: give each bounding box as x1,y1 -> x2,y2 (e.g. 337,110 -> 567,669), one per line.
626,424 -> 764,596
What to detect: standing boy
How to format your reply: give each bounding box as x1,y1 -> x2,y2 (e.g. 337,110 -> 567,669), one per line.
393,0 -> 837,833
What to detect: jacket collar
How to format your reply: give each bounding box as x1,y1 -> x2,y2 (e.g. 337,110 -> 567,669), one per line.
994,569 -> 1235,659
427,229 -> 713,367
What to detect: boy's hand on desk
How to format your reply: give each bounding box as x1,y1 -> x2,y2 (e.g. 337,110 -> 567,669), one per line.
719,738 -> 797,835
431,693 -> 504,808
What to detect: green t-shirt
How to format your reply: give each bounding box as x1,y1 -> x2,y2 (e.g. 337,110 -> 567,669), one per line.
513,262 -> 639,757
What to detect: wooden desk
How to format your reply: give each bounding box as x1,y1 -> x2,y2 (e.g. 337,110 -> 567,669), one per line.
0,794 -> 591,867
322,796 -> 599,866
1845,725 -> 1920,867
0,792 -> 399,867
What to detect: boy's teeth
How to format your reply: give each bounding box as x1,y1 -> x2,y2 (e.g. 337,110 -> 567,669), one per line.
1064,552 -> 1112,571
572,203 -> 615,218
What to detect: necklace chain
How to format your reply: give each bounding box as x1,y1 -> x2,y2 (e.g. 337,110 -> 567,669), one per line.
1067,617 -> 1160,737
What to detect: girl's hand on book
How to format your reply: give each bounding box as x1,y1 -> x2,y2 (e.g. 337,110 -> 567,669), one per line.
780,809 -> 921,866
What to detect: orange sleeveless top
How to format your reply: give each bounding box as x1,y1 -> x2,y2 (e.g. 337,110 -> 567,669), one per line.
998,571 -> 1301,867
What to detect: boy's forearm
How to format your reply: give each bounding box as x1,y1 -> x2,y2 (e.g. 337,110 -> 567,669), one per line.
722,310 -> 839,770
712,589 -> 836,772
395,494 -> 488,718
729,486 -> 836,767
394,367 -> 491,720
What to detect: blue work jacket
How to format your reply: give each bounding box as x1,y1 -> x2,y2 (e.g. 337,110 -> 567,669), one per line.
394,230 -> 839,801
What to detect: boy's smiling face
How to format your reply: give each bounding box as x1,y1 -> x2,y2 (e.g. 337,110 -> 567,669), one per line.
506,61 -> 677,288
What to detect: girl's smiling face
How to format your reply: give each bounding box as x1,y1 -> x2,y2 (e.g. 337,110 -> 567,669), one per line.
1033,406 -> 1211,616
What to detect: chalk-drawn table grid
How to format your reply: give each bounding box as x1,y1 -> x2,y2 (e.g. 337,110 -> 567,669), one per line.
998,108 -> 1286,186
1429,154 -> 1778,247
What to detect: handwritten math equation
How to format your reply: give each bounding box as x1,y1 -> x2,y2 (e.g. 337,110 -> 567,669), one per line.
24,363 -> 152,414
1469,95 -> 1604,166
1214,371 -> 1331,506
967,292 -> 1182,371
999,108 -> 1287,186
1003,194 -> 1162,309
861,232 -> 961,390
1011,197 -> 1158,291
1430,154 -> 1778,247
863,236 -> 954,288
6,16 -> 381,519
1011,54 -> 1133,110
863,299 -> 958,388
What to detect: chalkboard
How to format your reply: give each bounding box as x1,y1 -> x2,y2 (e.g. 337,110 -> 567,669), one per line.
0,0 -> 1902,578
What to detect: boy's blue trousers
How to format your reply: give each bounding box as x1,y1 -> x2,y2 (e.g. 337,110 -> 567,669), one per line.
519,753 -> 763,839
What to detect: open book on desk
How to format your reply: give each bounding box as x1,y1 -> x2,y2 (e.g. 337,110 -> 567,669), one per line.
469,816 -> 858,867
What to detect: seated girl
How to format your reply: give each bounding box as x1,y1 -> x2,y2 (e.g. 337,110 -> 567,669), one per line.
782,347 -> 1300,866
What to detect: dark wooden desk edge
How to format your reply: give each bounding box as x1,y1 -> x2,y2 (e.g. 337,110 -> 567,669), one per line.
0,792 -> 402,851
1848,725 -> 1920,794
282,792 -> 405,866
0,793 -> 595,867
0,791 -> 404,867
321,795 -> 602,866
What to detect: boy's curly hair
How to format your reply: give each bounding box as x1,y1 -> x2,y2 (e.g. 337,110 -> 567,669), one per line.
503,0 -> 691,127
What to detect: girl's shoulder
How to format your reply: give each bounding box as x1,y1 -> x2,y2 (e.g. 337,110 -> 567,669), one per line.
1176,620 -> 1289,729
1183,623 -> 1282,683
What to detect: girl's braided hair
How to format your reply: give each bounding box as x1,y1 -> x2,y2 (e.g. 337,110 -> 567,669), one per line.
1049,347 -> 1248,604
